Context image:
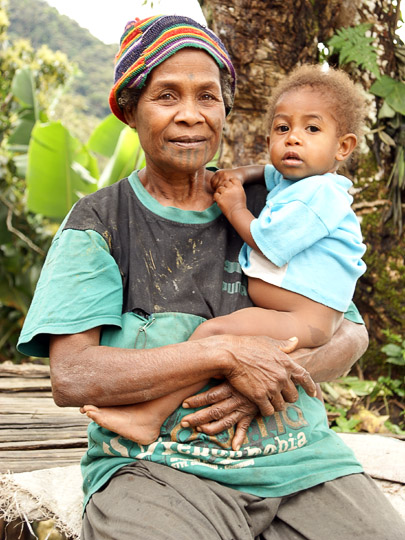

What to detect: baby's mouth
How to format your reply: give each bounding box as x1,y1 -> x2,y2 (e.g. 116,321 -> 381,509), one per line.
282,152 -> 303,165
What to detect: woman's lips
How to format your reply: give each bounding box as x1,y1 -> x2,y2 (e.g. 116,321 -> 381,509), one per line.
170,136 -> 207,148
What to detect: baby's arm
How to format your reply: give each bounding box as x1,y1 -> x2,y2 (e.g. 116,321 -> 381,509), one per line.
212,167 -> 265,251
214,179 -> 259,251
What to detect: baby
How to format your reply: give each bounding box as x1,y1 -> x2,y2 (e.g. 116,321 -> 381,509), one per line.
81,65 -> 367,449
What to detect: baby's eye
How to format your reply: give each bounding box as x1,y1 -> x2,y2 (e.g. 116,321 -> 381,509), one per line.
275,125 -> 289,133
307,125 -> 320,133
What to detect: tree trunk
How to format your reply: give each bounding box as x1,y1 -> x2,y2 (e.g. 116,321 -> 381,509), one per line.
200,0 -> 405,372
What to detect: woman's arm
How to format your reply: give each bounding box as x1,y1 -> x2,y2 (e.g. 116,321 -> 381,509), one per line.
291,318 -> 369,381
181,319 -> 368,430
49,327 -> 316,416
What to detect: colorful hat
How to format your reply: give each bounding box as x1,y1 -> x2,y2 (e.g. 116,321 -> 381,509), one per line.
109,15 -> 236,123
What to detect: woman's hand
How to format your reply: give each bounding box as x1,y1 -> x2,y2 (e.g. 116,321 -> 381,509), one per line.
218,335 -> 316,417
182,381 -> 258,451
181,335 -> 315,448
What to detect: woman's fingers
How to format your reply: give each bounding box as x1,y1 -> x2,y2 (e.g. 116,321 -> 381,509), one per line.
181,382 -> 258,430
290,364 -> 317,397
255,397 -> 275,417
183,381 -> 232,409
191,410 -> 244,435
281,382 -> 300,403
232,415 -> 256,451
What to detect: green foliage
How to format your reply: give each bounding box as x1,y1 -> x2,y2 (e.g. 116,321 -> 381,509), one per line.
0,0 -> 146,361
326,407 -> 361,433
328,23 -> 380,77
323,329 -> 405,433
371,80 -> 405,233
8,67 -> 40,150
381,342 -> 405,366
328,23 -> 405,235
322,375 -> 405,434
0,145 -> 53,362
23,110 -> 145,219
7,0 -> 117,119
371,76 -> 405,115
0,1 -> 70,361
380,330 -> 405,367
27,122 -> 98,219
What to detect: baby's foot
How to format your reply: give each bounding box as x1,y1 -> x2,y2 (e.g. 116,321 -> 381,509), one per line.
80,404 -> 162,445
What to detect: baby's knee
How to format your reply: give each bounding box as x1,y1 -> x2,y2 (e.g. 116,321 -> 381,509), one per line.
192,318 -> 227,339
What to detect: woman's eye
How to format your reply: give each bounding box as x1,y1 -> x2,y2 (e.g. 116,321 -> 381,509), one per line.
159,92 -> 174,100
307,125 -> 320,132
200,93 -> 215,101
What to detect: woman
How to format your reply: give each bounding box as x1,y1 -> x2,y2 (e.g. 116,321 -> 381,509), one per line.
18,15 -> 403,540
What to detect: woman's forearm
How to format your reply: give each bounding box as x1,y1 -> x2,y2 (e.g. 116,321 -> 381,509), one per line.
50,327 -> 226,407
290,319 -> 369,382
49,327 -> 316,416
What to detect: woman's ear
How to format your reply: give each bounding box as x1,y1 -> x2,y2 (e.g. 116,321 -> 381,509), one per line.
336,133 -> 357,162
124,106 -> 137,129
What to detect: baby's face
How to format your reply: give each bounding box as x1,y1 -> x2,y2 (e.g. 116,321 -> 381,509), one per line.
268,88 -> 346,180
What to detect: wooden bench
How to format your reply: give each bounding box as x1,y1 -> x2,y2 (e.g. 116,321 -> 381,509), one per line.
0,362 -> 90,474
0,362 -> 89,538
0,362 -> 404,539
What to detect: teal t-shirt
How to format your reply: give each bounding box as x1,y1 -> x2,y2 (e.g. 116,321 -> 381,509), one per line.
18,171 -> 364,508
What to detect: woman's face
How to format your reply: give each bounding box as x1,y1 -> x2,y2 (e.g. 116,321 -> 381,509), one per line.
124,49 -> 226,177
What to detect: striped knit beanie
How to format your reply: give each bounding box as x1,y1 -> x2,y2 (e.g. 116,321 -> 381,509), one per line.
109,15 -> 236,123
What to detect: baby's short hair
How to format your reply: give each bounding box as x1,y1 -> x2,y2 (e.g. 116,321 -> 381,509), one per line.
267,64 -> 366,139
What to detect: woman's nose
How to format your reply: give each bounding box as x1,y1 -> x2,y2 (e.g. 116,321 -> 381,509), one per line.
175,99 -> 204,124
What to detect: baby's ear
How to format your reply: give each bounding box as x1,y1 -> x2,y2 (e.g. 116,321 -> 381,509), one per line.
336,133 -> 357,162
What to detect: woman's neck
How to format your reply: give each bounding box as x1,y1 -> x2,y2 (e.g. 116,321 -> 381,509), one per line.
138,167 -> 215,211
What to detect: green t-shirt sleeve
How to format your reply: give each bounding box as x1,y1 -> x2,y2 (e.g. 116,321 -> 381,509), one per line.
17,228 -> 123,358
343,301 -> 364,324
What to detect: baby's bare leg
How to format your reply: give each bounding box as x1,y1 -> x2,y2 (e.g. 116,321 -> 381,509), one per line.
81,381 -> 205,445
191,278 -> 343,349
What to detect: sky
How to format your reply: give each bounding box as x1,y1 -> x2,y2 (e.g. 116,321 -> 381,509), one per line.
43,0 -> 208,44
44,0 -> 405,46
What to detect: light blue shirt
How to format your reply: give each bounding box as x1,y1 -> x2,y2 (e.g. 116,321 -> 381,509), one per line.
240,165 -> 367,312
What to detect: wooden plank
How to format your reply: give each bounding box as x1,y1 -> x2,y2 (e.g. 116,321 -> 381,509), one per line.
0,362 -> 92,472
0,428 -> 88,443
0,391 -> 54,398
1,460 -> 83,473
0,377 -> 51,392
0,415 -> 89,426
0,403 -> 82,415
0,448 -> 86,460
0,362 -> 50,378
0,448 -> 86,473
0,438 -> 88,451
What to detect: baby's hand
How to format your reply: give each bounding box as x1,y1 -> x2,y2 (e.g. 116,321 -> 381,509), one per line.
213,177 -> 247,218
211,167 -> 248,192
